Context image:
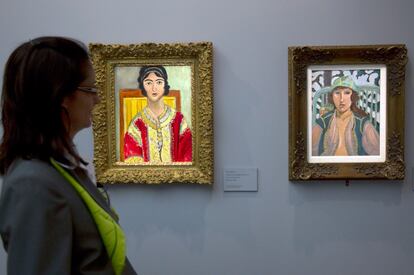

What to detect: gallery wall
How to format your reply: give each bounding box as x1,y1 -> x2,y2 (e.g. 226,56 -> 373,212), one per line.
1,0 -> 414,274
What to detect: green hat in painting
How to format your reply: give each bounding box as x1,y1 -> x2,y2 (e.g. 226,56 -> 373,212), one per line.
331,76 -> 360,93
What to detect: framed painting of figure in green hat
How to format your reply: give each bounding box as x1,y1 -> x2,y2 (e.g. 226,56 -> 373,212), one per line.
308,65 -> 386,164
288,45 -> 407,180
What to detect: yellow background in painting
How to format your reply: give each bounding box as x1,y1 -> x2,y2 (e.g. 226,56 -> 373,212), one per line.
123,97 -> 176,135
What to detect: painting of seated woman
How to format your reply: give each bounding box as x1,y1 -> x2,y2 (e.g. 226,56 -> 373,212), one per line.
117,65 -> 193,165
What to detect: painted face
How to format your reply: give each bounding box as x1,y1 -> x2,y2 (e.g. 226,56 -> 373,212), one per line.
143,72 -> 165,103
332,87 -> 352,114
62,61 -> 100,138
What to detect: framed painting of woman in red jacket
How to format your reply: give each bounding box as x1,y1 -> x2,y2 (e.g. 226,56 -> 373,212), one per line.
90,42 -> 213,184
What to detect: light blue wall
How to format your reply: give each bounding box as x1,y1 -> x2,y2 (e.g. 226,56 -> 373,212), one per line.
1,0 -> 414,274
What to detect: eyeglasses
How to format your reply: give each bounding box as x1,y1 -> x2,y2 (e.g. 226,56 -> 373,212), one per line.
77,86 -> 99,94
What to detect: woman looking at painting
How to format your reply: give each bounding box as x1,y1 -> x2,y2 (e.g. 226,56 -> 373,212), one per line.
0,37 -> 137,274
124,65 -> 192,163
312,76 -> 380,156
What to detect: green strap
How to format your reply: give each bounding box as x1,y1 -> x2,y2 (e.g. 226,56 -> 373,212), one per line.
50,158 -> 126,275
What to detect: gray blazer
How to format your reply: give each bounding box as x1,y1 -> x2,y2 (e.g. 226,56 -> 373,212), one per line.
0,158 -> 137,275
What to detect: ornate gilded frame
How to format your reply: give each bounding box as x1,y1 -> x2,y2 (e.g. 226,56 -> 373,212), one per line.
90,42 -> 213,184
288,45 -> 407,180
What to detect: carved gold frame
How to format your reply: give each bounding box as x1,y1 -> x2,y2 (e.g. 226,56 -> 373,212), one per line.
288,45 -> 407,180
89,42 -> 213,184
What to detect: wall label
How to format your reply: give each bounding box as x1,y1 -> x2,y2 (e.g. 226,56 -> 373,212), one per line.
223,168 -> 258,192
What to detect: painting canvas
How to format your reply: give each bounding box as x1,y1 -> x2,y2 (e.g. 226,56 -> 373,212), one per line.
90,42 -> 213,184
307,65 -> 386,163
115,65 -> 193,165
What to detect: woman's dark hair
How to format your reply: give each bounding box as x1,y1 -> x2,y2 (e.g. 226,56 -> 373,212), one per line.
137,65 -> 170,96
0,36 -> 90,174
328,86 -> 368,118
